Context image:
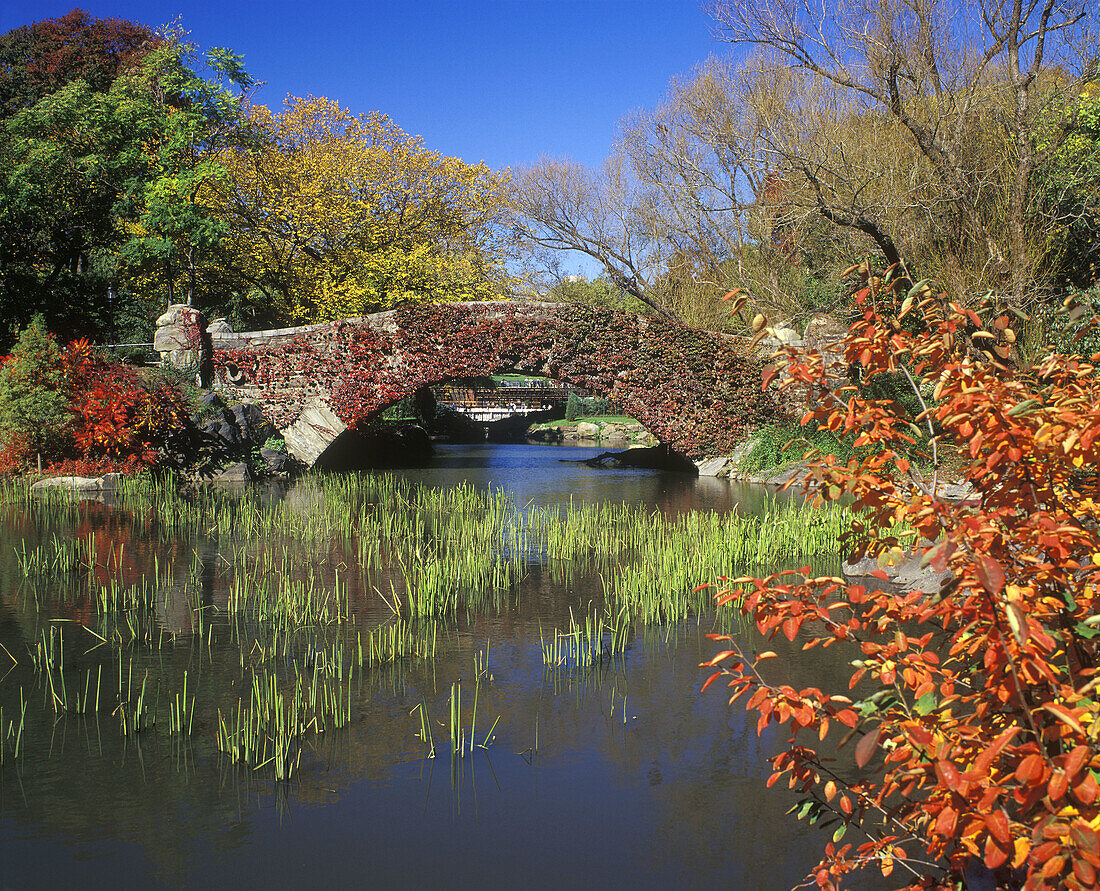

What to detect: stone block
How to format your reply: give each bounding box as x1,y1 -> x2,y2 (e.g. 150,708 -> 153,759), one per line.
260,448 -> 289,473
32,476 -> 103,493
211,462 -> 253,483
281,397 -> 347,466
695,456 -> 735,477
197,391 -> 225,412
153,328 -> 192,352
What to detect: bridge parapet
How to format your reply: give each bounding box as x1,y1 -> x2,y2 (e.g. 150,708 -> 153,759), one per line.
179,301 -> 773,468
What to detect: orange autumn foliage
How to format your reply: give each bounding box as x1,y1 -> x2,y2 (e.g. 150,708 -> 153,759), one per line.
61,338 -> 184,467
704,266 -> 1100,889
0,335 -> 185,475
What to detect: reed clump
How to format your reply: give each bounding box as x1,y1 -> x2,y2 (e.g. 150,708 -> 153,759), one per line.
0,470 -> 858,782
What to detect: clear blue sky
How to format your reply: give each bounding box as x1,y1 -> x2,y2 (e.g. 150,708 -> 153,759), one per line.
0,1 -> 725,171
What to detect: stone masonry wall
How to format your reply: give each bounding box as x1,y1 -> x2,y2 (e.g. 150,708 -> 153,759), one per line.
206,301 -> 778,466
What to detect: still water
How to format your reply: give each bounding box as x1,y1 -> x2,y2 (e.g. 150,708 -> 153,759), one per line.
0,444 -> 849,889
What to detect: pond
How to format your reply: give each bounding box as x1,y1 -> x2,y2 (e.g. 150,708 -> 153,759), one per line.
0,443 -> 859,889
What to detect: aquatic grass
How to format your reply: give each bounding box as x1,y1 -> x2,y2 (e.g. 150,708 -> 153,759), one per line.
216,659 -> 355,781
443,679 -> 499,760
115,658 -> 157,735
358,618 -> 439,669
169,670 -> 195,735
0,466 -> 862,789
541,607 -> 632,674
0,689 -> 27,766
412,701 -> 436,757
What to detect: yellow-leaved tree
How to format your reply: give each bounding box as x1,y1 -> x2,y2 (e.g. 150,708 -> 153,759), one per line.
210,96 -> 513,324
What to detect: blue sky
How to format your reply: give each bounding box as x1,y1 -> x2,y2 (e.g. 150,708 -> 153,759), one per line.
1,1 -> 725,171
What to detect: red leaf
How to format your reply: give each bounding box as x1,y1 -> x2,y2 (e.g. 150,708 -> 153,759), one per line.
1070,824 -> 1100,858
924,539 -> 956,573
1049,770 -> 1069,802
935,805 -> 958,837
973,726 -> 1020,776
1044,703 -> 1085,734
1015,753 -> 1044,784
976,555 -> 1005,594
1065,745 -> 1090,779
854,729 -> 880,768
835,709 -> 858,728
1073,772 -> 1098,805
984,810 -> 1010,844
936,759 -> 961,789
984,834 -> 1009,870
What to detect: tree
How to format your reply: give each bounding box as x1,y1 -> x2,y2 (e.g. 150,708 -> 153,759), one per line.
564,391 -> 583,422
546,274 -> 645,312
705,0 -> 1100,302
0,315 -> 69,461
510,58 -> 860,329
509,155 -> 684,321
616,57 -> 832,323
0,8 -> 158,117
720,57 -> 929,285
110,36 -> 254,307
0,15 -> 254,347
209,96 -> 512,325
0,77 -> 123,343
1031,79 -> 1100,292
704,266 -> 1100,889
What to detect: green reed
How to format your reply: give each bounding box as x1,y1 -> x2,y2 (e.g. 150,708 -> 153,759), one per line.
540,606 -> 632,674
0,689 -> 27,766
169,670 -> 195,735
116,657 -> 157,735
441,679 -> 499,760
216,659 -> 354,781
0,468 -> 860,783
358,618 -> 438,668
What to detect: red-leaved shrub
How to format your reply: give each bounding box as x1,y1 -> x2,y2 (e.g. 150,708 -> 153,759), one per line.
61,339 -> 184,467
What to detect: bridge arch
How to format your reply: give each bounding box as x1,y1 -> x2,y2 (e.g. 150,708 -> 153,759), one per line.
204,301 -> 773,468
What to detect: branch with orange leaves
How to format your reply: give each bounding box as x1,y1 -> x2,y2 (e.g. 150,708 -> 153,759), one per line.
706,264 -> 1100,888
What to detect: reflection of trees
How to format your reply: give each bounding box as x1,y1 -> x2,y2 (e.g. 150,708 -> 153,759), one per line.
0,475 -> 862,885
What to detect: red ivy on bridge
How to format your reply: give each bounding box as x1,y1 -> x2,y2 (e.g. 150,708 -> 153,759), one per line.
213,302 -> 774,459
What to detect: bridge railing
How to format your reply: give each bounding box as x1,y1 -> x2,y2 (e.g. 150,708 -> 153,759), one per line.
96,342 -> 160,366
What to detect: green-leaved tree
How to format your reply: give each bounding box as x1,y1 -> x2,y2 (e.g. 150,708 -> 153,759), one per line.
0,315 -> 70,462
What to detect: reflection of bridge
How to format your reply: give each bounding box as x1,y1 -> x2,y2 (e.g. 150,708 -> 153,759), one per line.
435,380 -> 570,422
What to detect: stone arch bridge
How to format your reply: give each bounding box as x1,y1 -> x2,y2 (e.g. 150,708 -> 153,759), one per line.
159,301 -> 774,471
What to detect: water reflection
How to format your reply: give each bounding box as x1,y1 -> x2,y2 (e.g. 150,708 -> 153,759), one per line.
391,442 -> 791,515
0,447 -> 850,888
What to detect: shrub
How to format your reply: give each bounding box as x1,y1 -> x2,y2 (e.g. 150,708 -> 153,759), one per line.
564,391 -> 582,422
0,315 -> 70,458
62,339 -> 184,466
705,266 -> 1100,889
0,327 -> 188,477
737,421 -> 865,474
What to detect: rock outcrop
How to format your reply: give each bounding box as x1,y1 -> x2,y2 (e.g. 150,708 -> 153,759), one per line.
31,473 -> 123,494
526,419 -> 657,447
